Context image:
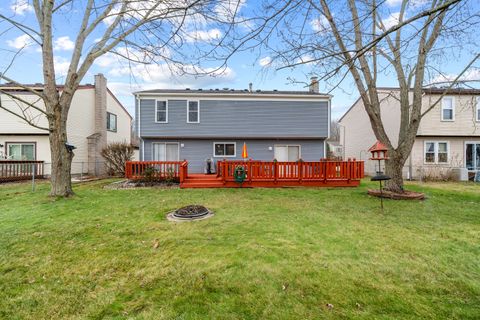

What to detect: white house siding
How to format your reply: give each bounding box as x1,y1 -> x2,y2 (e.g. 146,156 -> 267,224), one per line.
0,93 -> 49,134
106,91 -> 132,144
0,135 -> 50,160
409,137 -> 476,177
67,88 -> 96,174
339,90 -> 403,175
340,89 -> 480,179
1,81 -> 132,176
419,95 -> 480,136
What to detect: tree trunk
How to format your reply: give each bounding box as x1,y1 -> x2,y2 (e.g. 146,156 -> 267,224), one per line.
384,153 -> 406,193
49,112 -> 74,197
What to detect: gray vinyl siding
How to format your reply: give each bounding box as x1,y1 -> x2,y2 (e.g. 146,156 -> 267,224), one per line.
138,99 -> 328,138
142,138 -> 325,173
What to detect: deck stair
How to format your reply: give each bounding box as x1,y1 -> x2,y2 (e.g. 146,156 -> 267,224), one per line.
180,174 -> 224,188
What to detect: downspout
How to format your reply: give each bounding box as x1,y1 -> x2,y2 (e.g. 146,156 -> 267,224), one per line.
135,93 -> 144,161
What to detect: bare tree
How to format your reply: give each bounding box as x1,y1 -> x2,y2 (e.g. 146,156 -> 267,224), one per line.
329,119 -> 340,142
231,0 -> 479,192
0,0 -> 244,197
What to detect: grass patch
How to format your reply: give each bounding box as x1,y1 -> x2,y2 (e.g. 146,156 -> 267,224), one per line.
0,180 -> 479,319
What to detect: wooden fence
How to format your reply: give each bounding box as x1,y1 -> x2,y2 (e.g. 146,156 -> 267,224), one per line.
217,160 -> 364,184
0,161 -> 44,183
125,161 -> 187,182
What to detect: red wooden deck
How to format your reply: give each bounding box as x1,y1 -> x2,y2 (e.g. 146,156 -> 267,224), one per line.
126,160 -> 364,188
0,160 -> 44,183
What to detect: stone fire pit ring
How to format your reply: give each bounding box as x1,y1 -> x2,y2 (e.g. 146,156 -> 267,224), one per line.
167,205 -> 214,222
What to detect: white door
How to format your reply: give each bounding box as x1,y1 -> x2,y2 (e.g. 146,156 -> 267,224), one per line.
153,143 -> 179,161
274,145 -> 300,161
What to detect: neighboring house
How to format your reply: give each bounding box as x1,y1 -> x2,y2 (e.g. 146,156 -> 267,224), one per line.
339,88 -> 480,180
134,78 -> 331,173
327,140 -> 343,159
0,74 -> 132,175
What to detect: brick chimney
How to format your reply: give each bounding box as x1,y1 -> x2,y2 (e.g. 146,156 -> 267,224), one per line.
309,76 -> 319,93
87,74 -> 108,175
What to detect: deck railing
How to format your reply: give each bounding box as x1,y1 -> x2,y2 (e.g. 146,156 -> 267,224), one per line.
0,160 -> 44,183
125,161 -> 187,182
217,159 -> 364,183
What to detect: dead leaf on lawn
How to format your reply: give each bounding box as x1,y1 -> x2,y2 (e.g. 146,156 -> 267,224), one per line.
153,239 -> 159,249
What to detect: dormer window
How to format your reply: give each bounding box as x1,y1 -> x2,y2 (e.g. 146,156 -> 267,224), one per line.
441,97 -> 454,121
187,101 -> 200,123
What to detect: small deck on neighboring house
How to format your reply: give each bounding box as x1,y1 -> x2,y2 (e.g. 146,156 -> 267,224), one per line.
0,161 -> 44,183
126,160 -> 364,188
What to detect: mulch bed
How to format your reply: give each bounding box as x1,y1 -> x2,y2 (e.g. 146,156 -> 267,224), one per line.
368,189 -> 425,200
104,180 -> 179,190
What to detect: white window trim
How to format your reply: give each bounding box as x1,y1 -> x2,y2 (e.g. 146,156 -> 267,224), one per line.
274,144 -> 302,161
186,100 -> 200,123
155,100 -> 168,123
7,142 -> 36,160
476,97 -> 480,122
423,141 -> 450,164
441,96 -> 455,122
151,142 -> 180,161
213,142 -> 236,157
106,112 -> 117,132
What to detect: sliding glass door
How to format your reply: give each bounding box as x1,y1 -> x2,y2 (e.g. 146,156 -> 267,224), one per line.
466,143 -> 480,171
274,145 -> 300,162
152,143 -> 179,161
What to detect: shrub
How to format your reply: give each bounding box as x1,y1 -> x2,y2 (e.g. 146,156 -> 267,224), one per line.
165,167 -> 177,185
141,165 -> 158,182
101,142 -> 134,176
417,166 -> 458,182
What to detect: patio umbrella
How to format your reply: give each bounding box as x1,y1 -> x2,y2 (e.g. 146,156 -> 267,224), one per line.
242,142 -> 248,160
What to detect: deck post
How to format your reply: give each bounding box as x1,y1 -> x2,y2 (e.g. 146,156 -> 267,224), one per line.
298,161 -> 303,183
323,160 -> 327,183
274,161 -> 278,184
222,160 -> 226,184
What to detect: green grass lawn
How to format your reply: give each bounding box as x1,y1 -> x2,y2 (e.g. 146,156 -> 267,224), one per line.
0,180 -> 479,319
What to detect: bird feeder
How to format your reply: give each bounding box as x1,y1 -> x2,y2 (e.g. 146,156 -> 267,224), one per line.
368,141 -> 391,211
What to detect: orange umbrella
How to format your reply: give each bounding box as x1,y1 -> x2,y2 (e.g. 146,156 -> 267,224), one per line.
242,142 -> 248,159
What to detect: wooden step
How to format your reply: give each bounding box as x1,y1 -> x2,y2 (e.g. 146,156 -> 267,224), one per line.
186,175 -> 220,180
181,181 -> 224,188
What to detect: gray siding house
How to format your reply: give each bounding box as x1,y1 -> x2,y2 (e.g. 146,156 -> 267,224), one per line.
135,81 -> 331,173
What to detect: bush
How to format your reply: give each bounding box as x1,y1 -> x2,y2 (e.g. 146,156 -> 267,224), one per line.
417,166 -> 458,182
101,142 -> 134,176
141,165 -> 158,182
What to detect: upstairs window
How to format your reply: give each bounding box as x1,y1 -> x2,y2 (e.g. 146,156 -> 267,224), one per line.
424,141 -> 449,164
187,101 -> 200,123
214,142 -> 236,157
441,97 -> 454,121
156,101 -> 168,123
107,112 -> 117,132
